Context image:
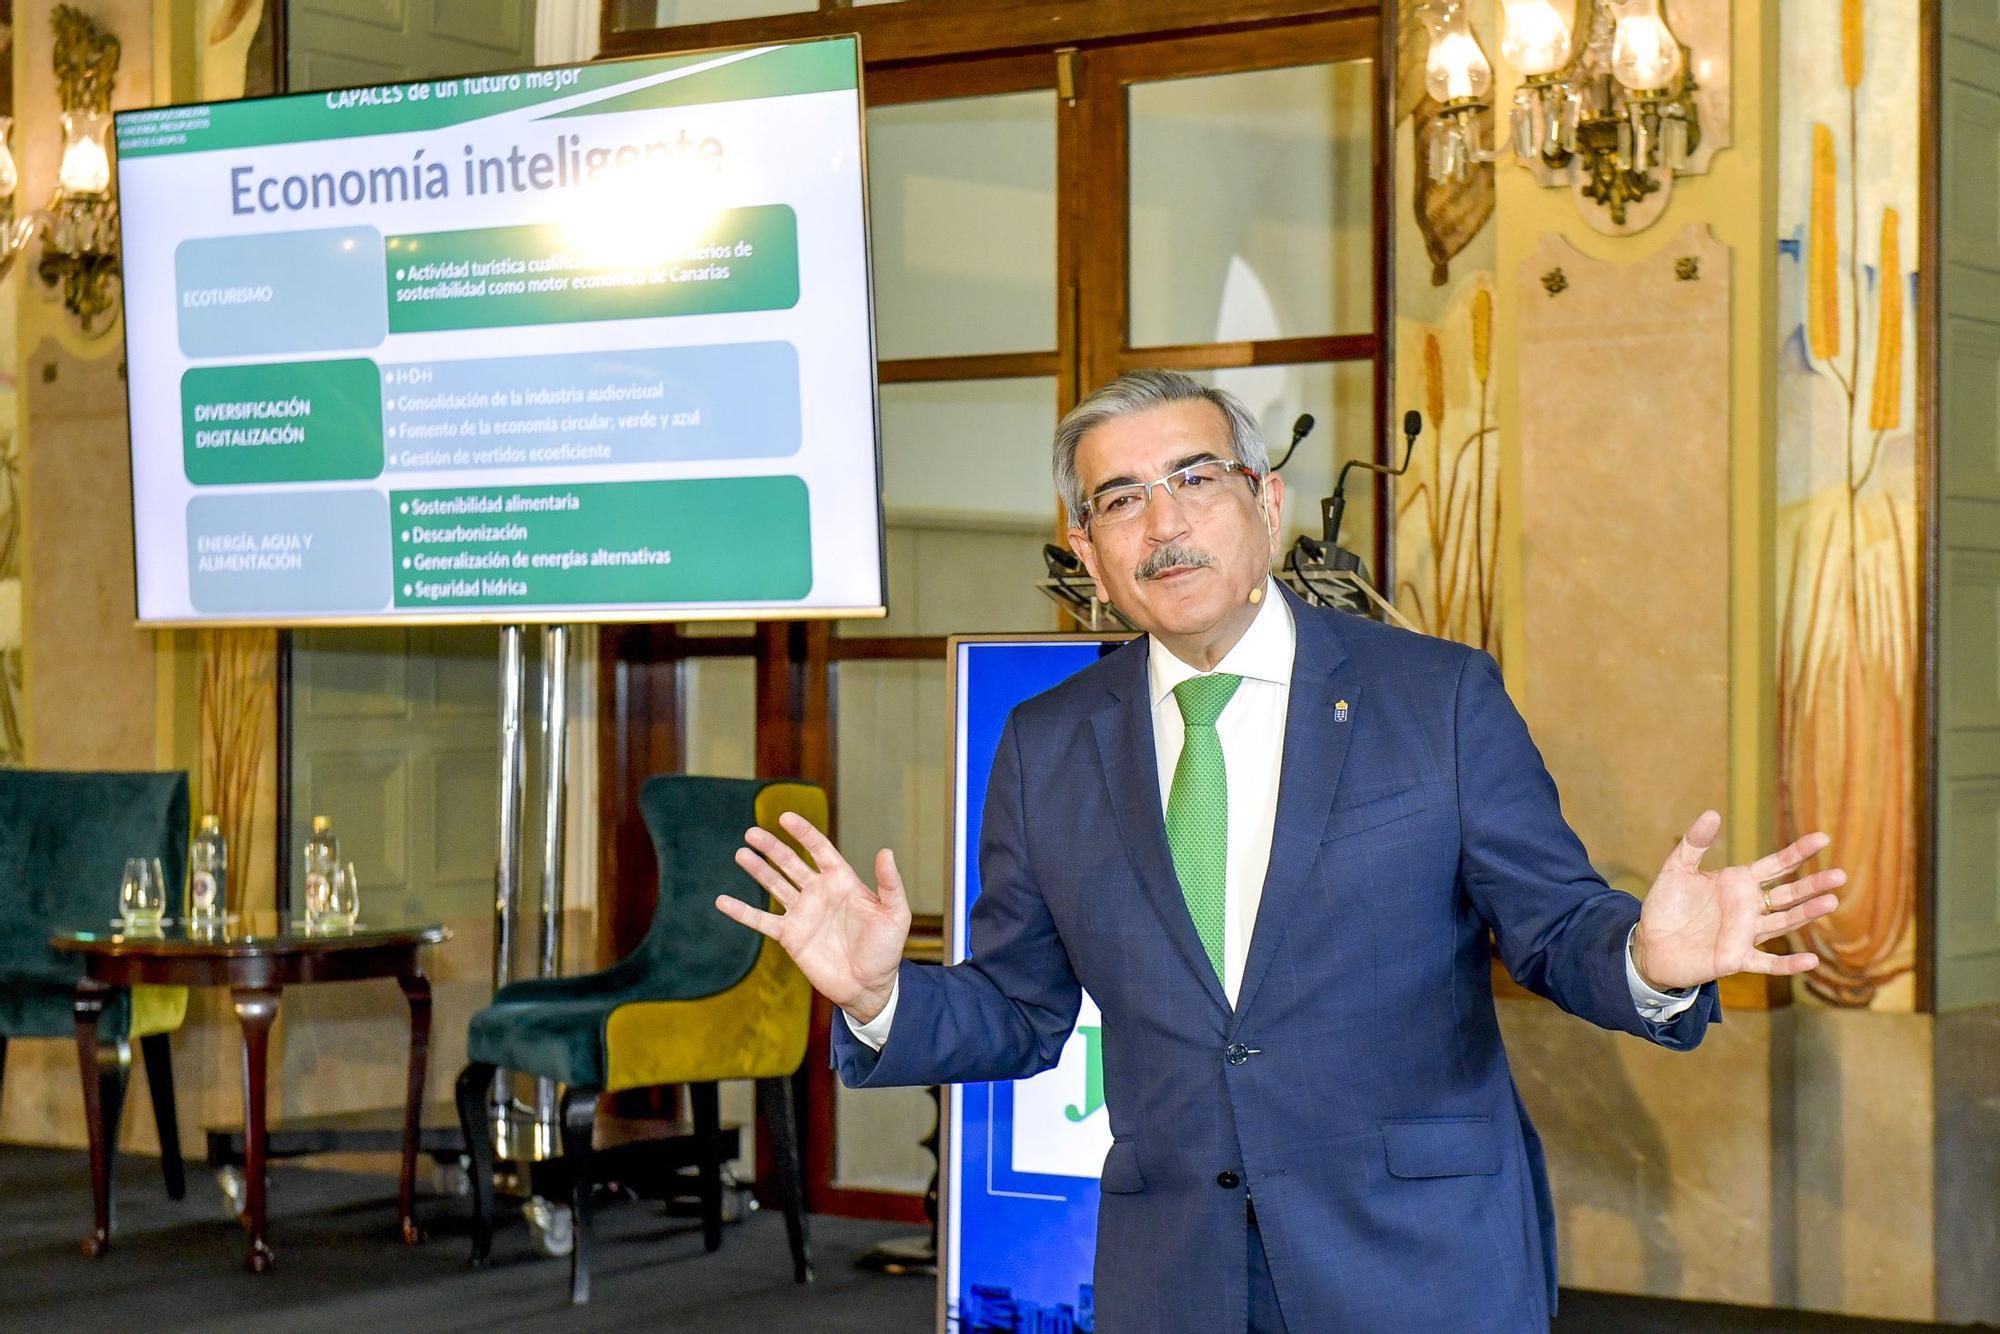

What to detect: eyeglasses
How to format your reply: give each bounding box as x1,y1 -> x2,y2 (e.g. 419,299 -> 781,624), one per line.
1083,458 -> 1261,528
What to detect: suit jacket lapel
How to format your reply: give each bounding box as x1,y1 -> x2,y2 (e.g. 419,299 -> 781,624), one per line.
1233,592 -> 1359,1023
1089,639 -> 1232,1014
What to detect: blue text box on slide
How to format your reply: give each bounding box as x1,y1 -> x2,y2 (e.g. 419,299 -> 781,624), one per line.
380,342 -> 803,472
176,226 -> 387,359
186,489 -> 390,614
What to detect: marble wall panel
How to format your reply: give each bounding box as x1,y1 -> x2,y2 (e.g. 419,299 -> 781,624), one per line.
1502,1001 -> 1938,1319
1787,1008 -> 1934,1319
1516,226 -> 1732,896
1500,1001 -> 1778,1305
19,339 -> 158,770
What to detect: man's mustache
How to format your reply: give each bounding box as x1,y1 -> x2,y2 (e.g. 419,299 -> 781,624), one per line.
1137,543 -> 1216,581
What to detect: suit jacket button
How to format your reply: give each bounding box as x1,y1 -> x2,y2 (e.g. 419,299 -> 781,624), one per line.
1225,1042 -> 1250,1066
1216,1171 -> 1241,1189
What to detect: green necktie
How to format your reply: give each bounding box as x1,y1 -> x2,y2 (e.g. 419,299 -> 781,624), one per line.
1167,673 -> 1242,984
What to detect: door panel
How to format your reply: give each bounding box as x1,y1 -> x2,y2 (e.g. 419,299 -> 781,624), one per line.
288,0 -> 538,92
1940,0 -> 2000,1008
285,626 -> 500,1121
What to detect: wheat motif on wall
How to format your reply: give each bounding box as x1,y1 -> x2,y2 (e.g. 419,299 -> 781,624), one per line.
1397,283 -> 1501,658
1779,0 -> 1917,1005
199,628 -> 275,915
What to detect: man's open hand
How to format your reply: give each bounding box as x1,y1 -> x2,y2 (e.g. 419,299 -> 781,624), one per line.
715,812 -> 909,1024
1631,811 -> 1845,992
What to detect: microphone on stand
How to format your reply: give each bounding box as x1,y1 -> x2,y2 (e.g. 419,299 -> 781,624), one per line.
1270,413 -> 1315,472
1322,410 -> 1421,554
1285,411 -> 1423,616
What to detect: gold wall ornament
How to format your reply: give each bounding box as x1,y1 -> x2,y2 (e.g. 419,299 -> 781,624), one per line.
37,5 -> 123,333
53,5 -> 121,116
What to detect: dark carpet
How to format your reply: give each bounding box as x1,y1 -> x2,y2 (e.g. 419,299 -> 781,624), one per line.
0,1145 -> 1973,1332
0,1144 -> 931,1333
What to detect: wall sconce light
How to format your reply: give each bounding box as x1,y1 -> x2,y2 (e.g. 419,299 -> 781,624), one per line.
37,6 -> 122,334
1425,0 -> 1716,232
0,120 -> 37,278
1418,0 -> 1496,184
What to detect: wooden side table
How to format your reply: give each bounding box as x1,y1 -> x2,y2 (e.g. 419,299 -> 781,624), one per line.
53,914 -> 449,1272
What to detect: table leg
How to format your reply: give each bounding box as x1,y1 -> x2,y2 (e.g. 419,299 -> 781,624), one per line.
72,981 -> 115,1257
231,986 -> 281,1274
397,970 -> 432,1245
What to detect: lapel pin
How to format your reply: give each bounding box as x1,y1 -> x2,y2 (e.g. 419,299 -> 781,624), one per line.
1334,699 -> 1350,723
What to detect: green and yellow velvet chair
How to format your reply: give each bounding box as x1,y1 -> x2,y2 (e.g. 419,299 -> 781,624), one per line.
456,775 -> 820,1305
0,770 -> 191,1206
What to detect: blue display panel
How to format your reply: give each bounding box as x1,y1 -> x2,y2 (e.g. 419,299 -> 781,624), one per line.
944,636 -> 1127,1334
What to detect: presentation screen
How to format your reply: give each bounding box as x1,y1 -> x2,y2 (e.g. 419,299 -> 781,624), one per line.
115,37 -> 882,626
944,634 -> 1132,1334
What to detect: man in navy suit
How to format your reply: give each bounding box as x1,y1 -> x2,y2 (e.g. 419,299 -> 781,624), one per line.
718,370 -> 1845,1333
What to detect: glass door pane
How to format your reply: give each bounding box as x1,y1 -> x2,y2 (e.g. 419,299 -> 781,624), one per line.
868,92 -> 1059,359
847,376 -> 1060,639
1128,60 -> 1375,346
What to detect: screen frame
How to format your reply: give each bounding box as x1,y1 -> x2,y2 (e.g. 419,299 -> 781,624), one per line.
115,33 -> 887,629
938,629 -> 1136,1334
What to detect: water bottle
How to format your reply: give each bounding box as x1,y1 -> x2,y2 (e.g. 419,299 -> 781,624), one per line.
303,816 -> 339,926
190,814 -> 227,923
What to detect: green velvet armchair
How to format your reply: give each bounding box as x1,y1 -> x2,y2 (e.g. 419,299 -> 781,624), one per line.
0,770 -> 192,1204
457,775 -> 819,1305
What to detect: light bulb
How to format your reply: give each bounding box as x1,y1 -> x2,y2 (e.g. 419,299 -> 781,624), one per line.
1420,2 -> 1494,105
1610,0 -> 1684,92
58,111 -> 111,196
1500,0 -> 1574,78
0,117 -> 16,199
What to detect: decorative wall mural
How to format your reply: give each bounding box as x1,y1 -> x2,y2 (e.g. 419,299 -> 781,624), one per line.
0,420 -> 23,765
1394,276 -> 1501,657
0,2 -> 20,766
198,629 -> 273,915
1394,0 -> 1499,654
1776,0 -> 1920,1008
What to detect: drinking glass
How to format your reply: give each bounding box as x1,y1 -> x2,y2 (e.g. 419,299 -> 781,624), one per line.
119,857 -> 166,929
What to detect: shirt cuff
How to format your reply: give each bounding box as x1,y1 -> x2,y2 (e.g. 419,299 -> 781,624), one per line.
842,976 -> 900,1051
1626,925 -> 1699,1022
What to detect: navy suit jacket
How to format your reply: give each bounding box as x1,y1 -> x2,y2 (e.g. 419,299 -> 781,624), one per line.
832,588 -> 1719,1333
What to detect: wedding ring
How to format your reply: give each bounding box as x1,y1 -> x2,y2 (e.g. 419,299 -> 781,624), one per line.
1761,889 -> 1773,913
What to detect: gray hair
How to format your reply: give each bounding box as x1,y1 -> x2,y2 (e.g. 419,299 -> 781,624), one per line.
1052,369 -> 1269,525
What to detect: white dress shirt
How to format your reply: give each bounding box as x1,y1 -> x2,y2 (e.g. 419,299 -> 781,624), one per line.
1143,576 -> 1295,1006
847,577 -> 1693,1047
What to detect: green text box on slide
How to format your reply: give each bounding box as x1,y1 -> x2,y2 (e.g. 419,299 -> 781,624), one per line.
385,205 -> 799,334
182,359 -> 385,485
391,476 -> 812,608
